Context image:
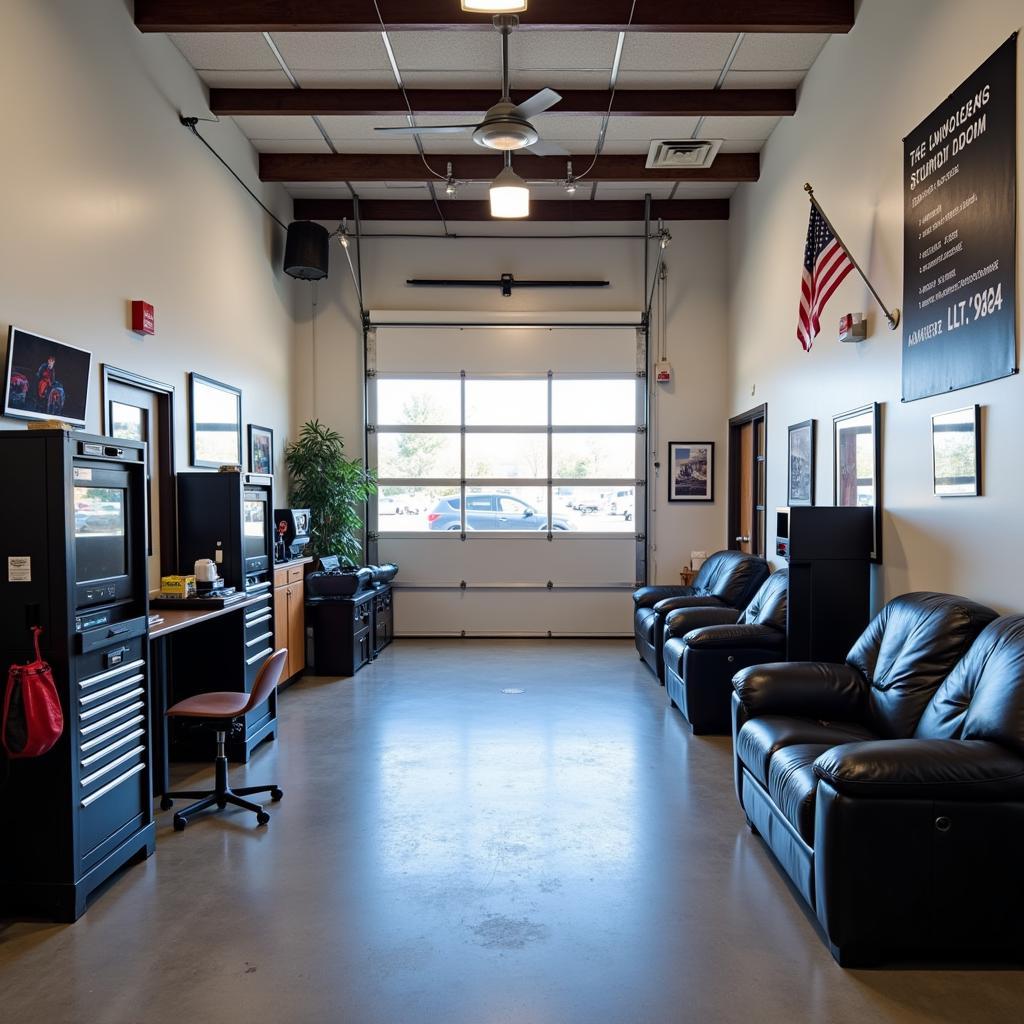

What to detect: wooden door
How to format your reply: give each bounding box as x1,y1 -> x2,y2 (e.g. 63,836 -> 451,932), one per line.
728,404 -> 767,557
736,422 -> 754,553
287,580 -> 305,677
274,585 -> 289,677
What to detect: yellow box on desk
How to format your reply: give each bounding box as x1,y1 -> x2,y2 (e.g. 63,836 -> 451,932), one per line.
160,574 -> 196,598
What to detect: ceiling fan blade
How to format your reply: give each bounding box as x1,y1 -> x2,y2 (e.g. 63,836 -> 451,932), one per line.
373,125 -> 476,135
524,139 -> 571,158
511,88 -> 562,121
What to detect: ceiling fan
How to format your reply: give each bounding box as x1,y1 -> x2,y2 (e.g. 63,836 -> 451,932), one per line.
373,15 -> 569,157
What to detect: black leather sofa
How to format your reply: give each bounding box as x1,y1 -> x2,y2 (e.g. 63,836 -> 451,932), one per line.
730,591 -> 1024,965
664,569 -> 788,734
633,550 -> 769,682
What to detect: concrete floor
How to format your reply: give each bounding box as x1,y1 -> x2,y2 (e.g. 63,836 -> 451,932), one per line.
1,639 -> 1022,1023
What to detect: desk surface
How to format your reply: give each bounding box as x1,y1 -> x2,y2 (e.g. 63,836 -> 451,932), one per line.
149,593 -> 268,640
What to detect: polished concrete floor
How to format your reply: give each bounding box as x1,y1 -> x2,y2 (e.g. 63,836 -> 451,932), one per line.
1,639 -> 1023,1023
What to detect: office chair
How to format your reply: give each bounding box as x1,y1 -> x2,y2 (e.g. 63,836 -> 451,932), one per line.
160,648 -> 287,831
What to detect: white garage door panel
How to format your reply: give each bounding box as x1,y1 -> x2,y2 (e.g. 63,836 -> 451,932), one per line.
395,589 -> 632,637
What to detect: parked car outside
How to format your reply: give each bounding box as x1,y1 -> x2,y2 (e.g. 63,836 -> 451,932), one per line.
427,493 -> 574,531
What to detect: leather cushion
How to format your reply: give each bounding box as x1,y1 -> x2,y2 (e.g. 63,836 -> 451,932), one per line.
736,716 -> 877,788
768,743 -> 830,843
739,568 -> 788,628
167,691 -> 250,718
683,622 -> 785,651
635,606 -> 657,643
695,550 -> 770,607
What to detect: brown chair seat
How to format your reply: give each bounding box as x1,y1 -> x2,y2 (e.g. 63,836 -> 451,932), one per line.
167,691 -> 251,718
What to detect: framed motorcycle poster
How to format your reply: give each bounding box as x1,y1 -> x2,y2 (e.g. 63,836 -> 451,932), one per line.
3,325 -> 92,427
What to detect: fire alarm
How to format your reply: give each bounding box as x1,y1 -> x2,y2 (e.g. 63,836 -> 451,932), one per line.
839,312 -> 866,343
131,300 -> 155,335
655,360 -> 673,383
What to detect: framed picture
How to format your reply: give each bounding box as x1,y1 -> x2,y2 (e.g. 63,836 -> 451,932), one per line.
3,325 -> 92,427
787,419 -> 816,506
668,441 -> 714,502
932,405 -> 981,497
189,372 -> 242,468
249,423 -> 274,476
833,402 -> 882,562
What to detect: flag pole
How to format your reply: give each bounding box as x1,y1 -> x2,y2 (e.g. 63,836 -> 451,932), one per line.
804,183 -> 900,330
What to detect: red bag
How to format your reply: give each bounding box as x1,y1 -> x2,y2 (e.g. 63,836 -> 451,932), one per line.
3,627 -> 64,759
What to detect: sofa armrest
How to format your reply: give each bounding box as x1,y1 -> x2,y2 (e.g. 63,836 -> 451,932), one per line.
683,623 -> 784,651
814,739 -> 1024,799
732,661 -> 868,721
634,584 -> 694,609
654,594 -> 727,618
664,606 -> 740,640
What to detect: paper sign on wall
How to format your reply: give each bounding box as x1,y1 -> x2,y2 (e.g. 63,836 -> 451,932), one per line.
8,556 -> 31,582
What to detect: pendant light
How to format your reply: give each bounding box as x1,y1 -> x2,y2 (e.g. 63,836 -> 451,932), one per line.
461,1 -> 527,12
489,157 -> 530,218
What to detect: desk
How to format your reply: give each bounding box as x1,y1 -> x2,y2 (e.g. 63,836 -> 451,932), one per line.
149,594 -> 276,796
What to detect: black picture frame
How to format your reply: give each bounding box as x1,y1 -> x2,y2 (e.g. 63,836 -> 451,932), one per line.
249,423 -> 274,476
668,441 -> 714,502
833,402 -> 882,563
931,404 -> 981,497
3,325 -> 92,427
787,419 -> 816,506
188,372 -> 242,469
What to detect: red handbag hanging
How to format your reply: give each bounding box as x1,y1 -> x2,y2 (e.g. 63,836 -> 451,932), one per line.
3,626 -> 64,759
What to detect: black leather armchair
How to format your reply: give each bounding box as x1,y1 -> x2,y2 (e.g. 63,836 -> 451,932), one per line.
664,569 -> 788,734
632,550 -> 769,682
730,591 -> 1023,966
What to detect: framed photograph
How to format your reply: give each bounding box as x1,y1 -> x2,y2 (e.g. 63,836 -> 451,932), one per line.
249,423 -> 274,476
787,419 -> 816,506
668,441 -> 714,502
833,402 -> 882,562
932,405 -> 981,497
3,325 -> 92,427
189,372 -> 242,468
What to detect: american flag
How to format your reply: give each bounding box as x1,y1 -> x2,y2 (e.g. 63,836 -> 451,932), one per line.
797,203 -> 854,351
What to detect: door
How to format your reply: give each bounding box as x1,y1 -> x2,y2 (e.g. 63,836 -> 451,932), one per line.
274,585 -> 288,676
729,405 -> 767,558
287,581 -> 305,677
736,423 -> 754,553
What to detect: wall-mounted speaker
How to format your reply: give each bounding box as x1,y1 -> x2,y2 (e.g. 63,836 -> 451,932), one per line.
284,221 -> 329,281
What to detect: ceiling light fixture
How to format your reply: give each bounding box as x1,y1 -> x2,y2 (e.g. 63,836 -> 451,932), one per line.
564,161 -> 577,195
338,218 -> 350,249
461,1 -> 528,13
490,157 -> 530,218
444,162 -> 458,198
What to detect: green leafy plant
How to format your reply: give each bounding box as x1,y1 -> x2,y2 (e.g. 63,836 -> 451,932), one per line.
285,420 -> 376,564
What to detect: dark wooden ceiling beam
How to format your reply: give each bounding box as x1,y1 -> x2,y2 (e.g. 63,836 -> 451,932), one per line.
261,152 -> 759,183
135,0 -> 854,33
292,199 -> 729,222
211,88 -> 796,118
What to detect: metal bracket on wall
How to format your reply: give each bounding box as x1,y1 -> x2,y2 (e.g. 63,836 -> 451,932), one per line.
406,273 -> 610,298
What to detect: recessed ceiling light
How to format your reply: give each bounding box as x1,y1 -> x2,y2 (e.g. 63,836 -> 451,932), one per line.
461,1 -> 528,12
490,164 -> 530,218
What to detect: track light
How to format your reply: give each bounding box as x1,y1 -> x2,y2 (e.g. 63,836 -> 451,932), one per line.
444,162 -> 458,198
658,219 -> 671,250
461,1 -> 528,12
490,163 -> 530,218
564,160 -> 577,195
338,218 -> 350,249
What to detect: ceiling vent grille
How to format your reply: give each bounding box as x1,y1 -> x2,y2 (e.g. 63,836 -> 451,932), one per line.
645,139 -> 722,169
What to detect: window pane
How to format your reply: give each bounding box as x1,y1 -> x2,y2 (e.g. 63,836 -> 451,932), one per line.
465,433 -> 547,479
377,379 -> 460,426
553,486 -> 635,533
465,380 -> 547,426
377,486 -> 459,532
378,433 -> 460,478
552,433 -> 634,479
552,379 -> 635,426
462,486 -> 559,532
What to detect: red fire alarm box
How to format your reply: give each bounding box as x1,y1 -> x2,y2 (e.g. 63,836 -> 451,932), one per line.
131,300 -> 155,335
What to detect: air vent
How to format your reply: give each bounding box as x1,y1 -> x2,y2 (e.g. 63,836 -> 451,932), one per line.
645,139 -> 722,170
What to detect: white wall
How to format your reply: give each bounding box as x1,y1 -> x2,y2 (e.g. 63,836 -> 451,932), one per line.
0,0 -> 295,478
728,0 -> 1024,612
292,220 -> 731,583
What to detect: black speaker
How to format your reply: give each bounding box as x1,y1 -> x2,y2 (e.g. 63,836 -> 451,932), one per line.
284,221 -> 329,280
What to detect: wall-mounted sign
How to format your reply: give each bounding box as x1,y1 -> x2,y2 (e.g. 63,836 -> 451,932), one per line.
902,35 -> 1017,402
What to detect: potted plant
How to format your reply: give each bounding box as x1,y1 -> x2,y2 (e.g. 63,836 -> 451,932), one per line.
285,420 -> 376,564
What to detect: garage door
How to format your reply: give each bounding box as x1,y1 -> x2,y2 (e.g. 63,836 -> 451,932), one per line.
367,313 -> 645,637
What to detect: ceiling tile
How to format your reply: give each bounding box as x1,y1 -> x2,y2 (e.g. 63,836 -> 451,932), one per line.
717,139 -> 766,154
516,70 -> 615,90
285,183 -> 354,196
666,183 -> 737,199
509,31 -> 619,71
620,34 -> 738,73
732,33 -> 829,71
722,69 -> 809,89
702,115 -> 781,141
389,31 -> 497,72
170,32 -> 280,70
594,183 -> 677,200
615,70 -> 720,89
197,69 -> 293,88
401,70 -> 502,89
531,114 -> 606,141
604,116 -> 701,141
252,138 -> 332,154
269,31 -> 391,71
232,115 -> 325,140
292,69 -> 400,88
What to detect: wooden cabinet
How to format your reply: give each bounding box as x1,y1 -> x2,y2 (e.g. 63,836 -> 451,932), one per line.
272,558 -> 311,684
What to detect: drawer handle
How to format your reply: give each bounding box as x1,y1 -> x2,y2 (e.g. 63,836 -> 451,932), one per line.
246,647 -> 273,666
245,631 -> 274,648
81,714 -> 144,752
245,612 -> 273,627
80,763 -> 145,808
81,700 -> 144,737
247,581 -> 272,592
80,687 -> 145,722
81,728 -> 145,768
79,659 -> 146,691
80,745 -> 145,789
80,674 -> 145,707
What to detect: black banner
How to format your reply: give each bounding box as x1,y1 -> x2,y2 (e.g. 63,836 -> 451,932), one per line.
902,35 -> 1017,402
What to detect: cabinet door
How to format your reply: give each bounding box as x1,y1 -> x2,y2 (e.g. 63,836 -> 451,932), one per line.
274,586 -> 289,679
287,580 -> 305,676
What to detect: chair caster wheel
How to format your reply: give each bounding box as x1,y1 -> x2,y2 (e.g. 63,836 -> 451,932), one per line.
270,788 -> 283,802
173,815 -> 187,832
160,796 -> 174,811
257,811 -> 270,826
